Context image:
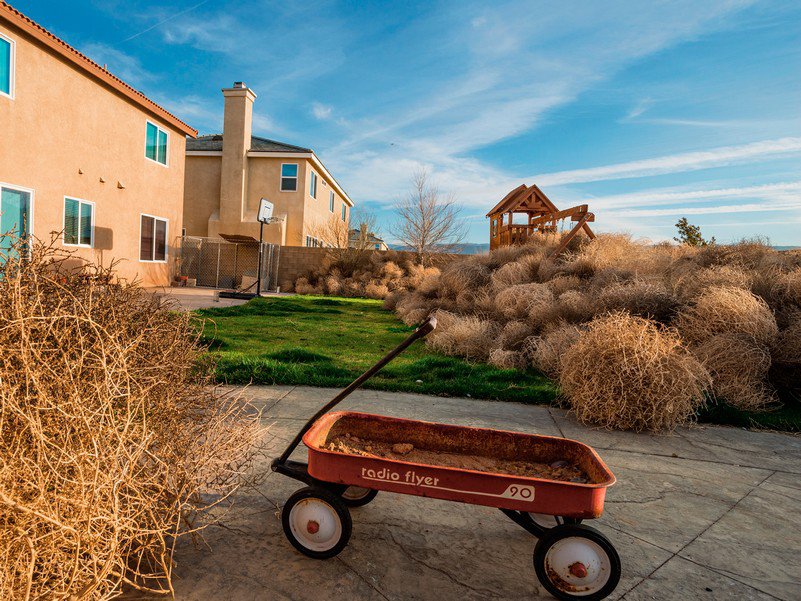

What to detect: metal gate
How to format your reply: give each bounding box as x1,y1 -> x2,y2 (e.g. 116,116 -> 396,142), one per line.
179,236 -> 280,292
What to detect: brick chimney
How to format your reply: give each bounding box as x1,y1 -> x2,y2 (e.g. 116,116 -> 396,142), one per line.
219,82 -> 256,224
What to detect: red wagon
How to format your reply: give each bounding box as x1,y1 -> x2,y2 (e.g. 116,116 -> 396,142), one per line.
272,318 -> 621,600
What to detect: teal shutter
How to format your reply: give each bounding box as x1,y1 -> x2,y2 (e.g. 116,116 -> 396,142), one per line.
157,129 -> 168,164
0,38 -> 10,95
64,198 -> 79,244
145,123 -> 158,160
80,202 -> 92,245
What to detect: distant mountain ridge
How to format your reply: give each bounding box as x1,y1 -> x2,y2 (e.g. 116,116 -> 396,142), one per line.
388,242 -> 490,255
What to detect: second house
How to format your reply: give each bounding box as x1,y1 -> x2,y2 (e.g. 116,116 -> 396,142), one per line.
183,82 -> 353,247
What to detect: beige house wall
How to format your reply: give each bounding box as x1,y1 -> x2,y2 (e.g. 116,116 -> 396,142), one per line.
184,154 -> 351,247
182,156 -> 221,237
0,18 -> 190,287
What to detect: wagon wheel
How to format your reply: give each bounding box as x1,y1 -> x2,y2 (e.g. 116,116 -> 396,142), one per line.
340,486 -> 378,507
282,486 -> 352,559
533,524 -> 621,600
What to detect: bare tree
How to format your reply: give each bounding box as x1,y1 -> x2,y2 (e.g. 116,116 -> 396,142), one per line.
392,170 -> 466,264
311,211 -> 381,276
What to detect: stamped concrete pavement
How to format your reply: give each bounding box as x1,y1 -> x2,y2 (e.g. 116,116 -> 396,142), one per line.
134,386 -> 801,600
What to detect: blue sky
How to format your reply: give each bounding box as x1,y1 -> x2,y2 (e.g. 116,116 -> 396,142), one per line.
19,0 -> 801,244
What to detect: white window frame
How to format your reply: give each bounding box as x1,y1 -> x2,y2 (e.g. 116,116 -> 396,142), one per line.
0,181 -> 34,239
341,203 -> 347,222
280,162 -> 298,192
144,120 -> 169,167
139,213 -> 169,263
0,32 -> 15,100
329,190 -> 335,213
309,171 -> 318,199
62,196 -> 95,248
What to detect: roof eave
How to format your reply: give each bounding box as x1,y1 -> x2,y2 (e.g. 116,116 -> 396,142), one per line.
0,2 -> 197,137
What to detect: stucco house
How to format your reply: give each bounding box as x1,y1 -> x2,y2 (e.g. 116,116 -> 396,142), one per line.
183,83 -> 353,247
0,2 -> 196,286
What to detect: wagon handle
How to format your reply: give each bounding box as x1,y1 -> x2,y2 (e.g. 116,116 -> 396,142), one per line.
272,316 -> 438,467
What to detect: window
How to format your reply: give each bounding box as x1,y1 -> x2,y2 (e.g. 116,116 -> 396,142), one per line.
64,197 -> 93,247
280,163 -> 298,191
329,191 -> 335,212
309,171 -> 318,198
145,121 -> 168,165
375,243 -> 381,250
0,185 -> 31,259
0,33 -> 14,98
341,203 -> 347,222
140,214 -> 167,262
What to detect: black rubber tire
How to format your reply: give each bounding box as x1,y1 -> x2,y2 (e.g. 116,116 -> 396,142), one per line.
281,486 -> 352,559
533,524 -> 621,601
340,486 -> 378,507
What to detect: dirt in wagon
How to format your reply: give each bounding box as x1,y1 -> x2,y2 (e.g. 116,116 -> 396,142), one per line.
325,434 -> 589,483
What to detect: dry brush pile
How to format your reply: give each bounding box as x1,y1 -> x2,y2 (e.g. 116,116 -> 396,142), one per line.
388,234 -> 801,431
293,249 -> 443,299
0,240 -> 260,599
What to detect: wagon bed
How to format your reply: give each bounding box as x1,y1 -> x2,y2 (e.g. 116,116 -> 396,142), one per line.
305,411 -> 615,519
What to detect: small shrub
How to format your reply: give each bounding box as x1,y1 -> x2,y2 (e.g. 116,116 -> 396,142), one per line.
598,279 -> 678,322
427,310 -> 500,361
559,313 -> 710,431
489,348 -> 527,370
525,322 -> 583,377
499,320 -> 535,351
676,286 -> 778,346
694,334 -> 776,411
0,241 -> 259,599
495,282 -> 553,319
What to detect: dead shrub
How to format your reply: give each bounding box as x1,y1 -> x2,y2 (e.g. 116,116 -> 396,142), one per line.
324,274 -> 344,295
381,260 -> 405,281
395,292 -> 431,326
673,264 -> 752,301
676,286 -> 778,346
427,310 -> 500,361
489,348 -> 527,370
383,290 -> 401,311
295,277 -> 324,295
490,254 -> 540,290
548,275 -> 583,296
559,313 -> 710,431
774,317 -> 801,366
438,259 -> 491,297
365,282 -> 390,299
693,334 -> 776,411
553,290 -> 595,323
525,323 -> 583,377
495,282 -> 553,320
499,320 -> 535,351
0,241 -> 260,600
598,280 -> 678,322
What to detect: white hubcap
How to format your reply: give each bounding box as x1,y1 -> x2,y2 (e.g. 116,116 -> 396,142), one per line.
288,498 -> 342,552
544,536 -> 611,596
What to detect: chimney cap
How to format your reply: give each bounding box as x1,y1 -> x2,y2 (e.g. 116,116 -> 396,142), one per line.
233,81 -> 246,88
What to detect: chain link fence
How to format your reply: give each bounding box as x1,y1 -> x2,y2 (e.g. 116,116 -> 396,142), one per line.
179,236 -> 280,292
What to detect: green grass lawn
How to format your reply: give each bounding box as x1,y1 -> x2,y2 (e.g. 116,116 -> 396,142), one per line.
195,295 -> 556,403
196,295 -> 800,431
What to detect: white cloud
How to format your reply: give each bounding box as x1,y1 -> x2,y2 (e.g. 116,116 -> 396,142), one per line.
588,181 -> 801,209
320,1 -> 755,205
311,102 -> 333,120
619,199 -> 801,217
532,137 -> 801,186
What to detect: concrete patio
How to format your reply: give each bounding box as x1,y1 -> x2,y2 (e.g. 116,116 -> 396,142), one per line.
138,386 -> 801,600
